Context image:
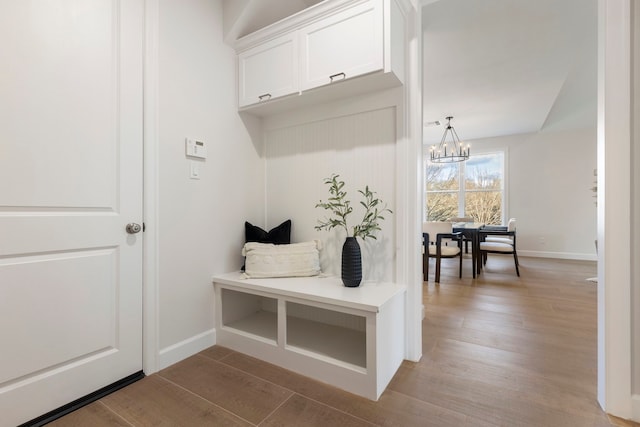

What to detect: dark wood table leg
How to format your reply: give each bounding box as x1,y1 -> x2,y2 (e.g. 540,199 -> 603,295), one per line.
470,230 -> 476,278
474,230 -> 482,276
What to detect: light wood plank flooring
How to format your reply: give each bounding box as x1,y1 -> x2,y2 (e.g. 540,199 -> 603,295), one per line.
49,256 -> 639,426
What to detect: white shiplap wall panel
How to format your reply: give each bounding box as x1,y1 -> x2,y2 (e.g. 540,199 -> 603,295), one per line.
265,107 -> 397,282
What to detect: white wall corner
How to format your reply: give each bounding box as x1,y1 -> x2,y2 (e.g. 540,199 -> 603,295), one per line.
402,2 -> 422,364
158,329 -> 217,371
597,0 -> 634,418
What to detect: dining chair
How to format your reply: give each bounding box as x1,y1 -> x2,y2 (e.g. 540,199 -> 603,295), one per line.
447,216 -> 473,253
423,221 -> 462,283
478,219 -> 520,276
485,218 -> 515,244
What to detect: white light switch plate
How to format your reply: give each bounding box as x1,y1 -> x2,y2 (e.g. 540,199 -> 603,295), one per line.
189,161 -> 200,180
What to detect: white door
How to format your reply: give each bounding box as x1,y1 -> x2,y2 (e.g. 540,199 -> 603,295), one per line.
0,1 -> 144,425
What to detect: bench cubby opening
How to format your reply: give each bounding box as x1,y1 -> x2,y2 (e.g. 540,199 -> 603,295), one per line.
213,273 -> 406,400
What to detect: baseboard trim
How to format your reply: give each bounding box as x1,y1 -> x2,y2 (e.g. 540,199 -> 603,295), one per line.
518,250 -> 597,261
19,371 -> 144,427
631,394 -> 640,422
158,328 -> 216,370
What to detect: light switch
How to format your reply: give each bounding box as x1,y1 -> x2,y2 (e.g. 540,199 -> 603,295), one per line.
189,161 -> 200,180
185,138 -> 207,159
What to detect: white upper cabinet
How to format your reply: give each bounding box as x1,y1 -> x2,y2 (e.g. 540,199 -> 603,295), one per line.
238,33 -> 298,108
299,1 -> 383,91
235,0 -> 406,115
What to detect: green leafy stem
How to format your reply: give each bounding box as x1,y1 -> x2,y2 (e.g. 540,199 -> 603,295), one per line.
315,174 -> 392,240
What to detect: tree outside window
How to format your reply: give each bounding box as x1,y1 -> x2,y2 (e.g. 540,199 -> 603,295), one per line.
425,152 -> 504,225
425,162 -> 459,221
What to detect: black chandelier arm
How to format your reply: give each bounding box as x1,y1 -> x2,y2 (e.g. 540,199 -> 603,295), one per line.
451,127 -> 462,144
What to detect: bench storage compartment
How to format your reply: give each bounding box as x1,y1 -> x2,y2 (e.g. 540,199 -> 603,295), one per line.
212,272 -> 406,400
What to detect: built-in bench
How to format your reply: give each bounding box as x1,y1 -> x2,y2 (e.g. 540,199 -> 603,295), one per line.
212,272 -> 406,400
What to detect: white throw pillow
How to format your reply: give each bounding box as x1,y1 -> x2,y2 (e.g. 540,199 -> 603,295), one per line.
242,240 -> 322,278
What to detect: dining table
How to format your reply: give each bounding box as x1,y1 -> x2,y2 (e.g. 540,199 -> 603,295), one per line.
452,222 -> 485,277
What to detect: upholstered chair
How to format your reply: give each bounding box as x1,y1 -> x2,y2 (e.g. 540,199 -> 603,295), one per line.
446,216 -> 474,253
423,222 -> 462,283
478,219 -> 519,276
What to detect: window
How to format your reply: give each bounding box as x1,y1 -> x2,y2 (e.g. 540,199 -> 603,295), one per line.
425,152 -> 505,225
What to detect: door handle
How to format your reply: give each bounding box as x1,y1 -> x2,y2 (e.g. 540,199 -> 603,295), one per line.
126,223 -> 142,234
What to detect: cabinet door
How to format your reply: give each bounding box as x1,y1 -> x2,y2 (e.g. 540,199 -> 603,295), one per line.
238,34 -> 298,108
300,0 -> 383,91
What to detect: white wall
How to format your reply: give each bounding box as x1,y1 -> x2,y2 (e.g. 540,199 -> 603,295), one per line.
598,0 -> 634,417
633,0 -> 640,405
156,0 -> 264,367
625,5 -> 640,418
467,126 -> 597,260
264,92 -> 400,282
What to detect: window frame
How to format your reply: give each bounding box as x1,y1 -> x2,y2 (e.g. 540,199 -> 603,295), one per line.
424,148 -> 508,225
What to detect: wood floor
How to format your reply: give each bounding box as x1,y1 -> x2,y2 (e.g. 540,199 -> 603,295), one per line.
49,256 -> 639,427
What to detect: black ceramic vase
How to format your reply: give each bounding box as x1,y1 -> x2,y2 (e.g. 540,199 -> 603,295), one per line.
341,237 -> 362,287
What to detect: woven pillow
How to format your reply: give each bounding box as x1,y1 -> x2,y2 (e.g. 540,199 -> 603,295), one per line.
242,240 -> 322,278
241,220 -> 292,271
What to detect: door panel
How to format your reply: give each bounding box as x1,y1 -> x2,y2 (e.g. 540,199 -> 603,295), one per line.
238,33 -> 298,107
0,248 -> 117,384
0,0 -> 119,209
300,0 -> 383,91
0,1 -> 144,425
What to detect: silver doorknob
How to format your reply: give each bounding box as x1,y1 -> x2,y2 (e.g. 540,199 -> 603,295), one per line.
126,223 -> 142,234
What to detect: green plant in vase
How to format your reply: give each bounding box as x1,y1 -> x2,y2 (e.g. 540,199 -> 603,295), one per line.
315,174 -> 392,287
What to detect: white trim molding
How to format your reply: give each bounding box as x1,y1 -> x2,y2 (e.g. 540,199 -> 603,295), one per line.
634,394 -> 640,421
597,0 -> 634,419
403,2 -> 422,362
158,329 -> 217,371
234,0 -> 374,52
143,0 -> 160,376
518,250 -> 597,262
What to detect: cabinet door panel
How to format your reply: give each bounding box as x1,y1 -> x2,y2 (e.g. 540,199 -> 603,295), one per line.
300,1 -> 383,91
238,34 -> 298,107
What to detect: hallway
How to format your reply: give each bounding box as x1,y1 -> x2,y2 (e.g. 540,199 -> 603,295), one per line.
49,257 -> 637,426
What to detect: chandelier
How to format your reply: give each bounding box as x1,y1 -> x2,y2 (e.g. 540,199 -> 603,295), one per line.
429,116 -> 470,163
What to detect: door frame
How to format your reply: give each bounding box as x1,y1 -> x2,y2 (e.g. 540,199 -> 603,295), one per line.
597,0 -> 635,419
142,0 -> 160,375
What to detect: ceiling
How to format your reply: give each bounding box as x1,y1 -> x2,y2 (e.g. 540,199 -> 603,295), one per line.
223,0 -> 598,144
421,0 -> 597,144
